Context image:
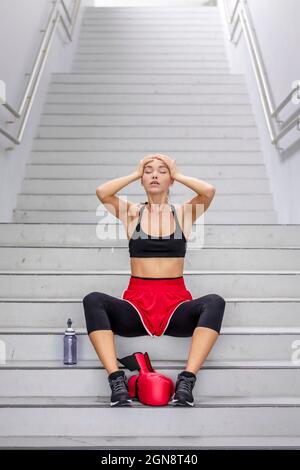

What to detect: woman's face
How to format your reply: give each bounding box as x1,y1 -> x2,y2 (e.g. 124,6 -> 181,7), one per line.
141,158 -> 173,195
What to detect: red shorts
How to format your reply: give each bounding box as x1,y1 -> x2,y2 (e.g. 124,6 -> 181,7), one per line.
121,275 -> 193,337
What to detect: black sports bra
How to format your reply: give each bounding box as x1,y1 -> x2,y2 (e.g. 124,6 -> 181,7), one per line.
128,202 -> 187,258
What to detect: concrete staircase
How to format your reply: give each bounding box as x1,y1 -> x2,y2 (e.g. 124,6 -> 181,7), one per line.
1,5 -> 300,449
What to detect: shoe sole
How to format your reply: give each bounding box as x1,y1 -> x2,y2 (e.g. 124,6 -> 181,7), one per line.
110,399 -> 132,407
170,398 -> 194,407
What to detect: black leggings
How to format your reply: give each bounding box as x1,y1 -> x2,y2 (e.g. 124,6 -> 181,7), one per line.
83,291 -> 226,337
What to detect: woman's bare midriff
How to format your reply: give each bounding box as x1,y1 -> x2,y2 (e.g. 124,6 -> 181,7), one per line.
125,203 -> 189,279
130,257 -> 184,278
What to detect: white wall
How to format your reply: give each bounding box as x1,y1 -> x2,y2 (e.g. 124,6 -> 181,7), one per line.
218,0 -> 300,223
0,0 -> 93,222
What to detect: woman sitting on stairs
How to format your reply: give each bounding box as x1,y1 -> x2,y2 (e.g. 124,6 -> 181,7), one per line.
83,154 -> 226,407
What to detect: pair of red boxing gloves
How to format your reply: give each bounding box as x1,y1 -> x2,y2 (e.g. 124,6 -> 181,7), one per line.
117,351 -> 175,406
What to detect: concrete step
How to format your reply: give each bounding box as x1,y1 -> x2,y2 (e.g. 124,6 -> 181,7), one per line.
72,62 -> 229,72
1,399 -> 300,437
0,360 -> 299,397
80,12 -> 223,20
28,148 -> 262,162
83,6 -> 222,15
77,39 -> 227,47
50,72 -> 247,84
24,164 -> 267,178
78,29 -> 226,37
43,102 -> 255,114
0,247 -> 299,271
81,20 -> 223,28
36,125 -> 259,139
81,10 -> 222,18
76,45 -> 227,55
0,434 -> 299,449
82,10 -> 223,17
0,272 -> 297,298
74,51 -> 228,60
78,26 -> 225,33
1,299 -> 299,329
21,178 -> 270,194
12,210 -> 278,223
81,17 -> 223,23
15,194 -> 274,211
81,6 -> 222,15
38,116 -> 258,127
2,395 -> 300,407
72,67 -> 230,75
75,38 -> 226,47
1,224 -> 297,247
75,50 -> 228,60
72,59 -> 229,69
81,11 -> 222,19
48,82 -> 248,94
78,29 -> 226,38
45,92 -> 249,105
81,15 -> 223,23
1,329 -> 299,361
31,140 -> 261,154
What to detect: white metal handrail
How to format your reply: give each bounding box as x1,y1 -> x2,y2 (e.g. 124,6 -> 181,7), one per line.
0,0 -> 81,149
222,0 -> 300,153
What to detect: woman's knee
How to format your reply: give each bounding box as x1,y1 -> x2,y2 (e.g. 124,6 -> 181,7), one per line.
197,293 -> 226,333
83,291 -> 106,308
207,294 -> 226,322
207,294 -> 226,311
82,291 -> 108,320
82,291 -> 111,333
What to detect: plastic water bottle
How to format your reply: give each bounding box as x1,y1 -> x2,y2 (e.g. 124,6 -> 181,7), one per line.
64,318 -> 77,365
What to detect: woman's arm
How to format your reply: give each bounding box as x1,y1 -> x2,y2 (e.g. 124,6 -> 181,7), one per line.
173,172 -> 215,198
96,172 -> 139,200
96,172 -> 140,222
174,173 -> 216,224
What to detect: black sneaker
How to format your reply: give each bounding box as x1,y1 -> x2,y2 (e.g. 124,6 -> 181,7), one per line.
170,371 -> 197,407
108,370 -> 132,407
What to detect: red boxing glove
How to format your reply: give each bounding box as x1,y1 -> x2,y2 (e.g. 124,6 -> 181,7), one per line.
117,351 -> 175,406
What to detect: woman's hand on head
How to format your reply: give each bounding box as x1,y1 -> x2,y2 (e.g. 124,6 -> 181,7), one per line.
153,154 -> 179,179
134,155 -> 156,178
